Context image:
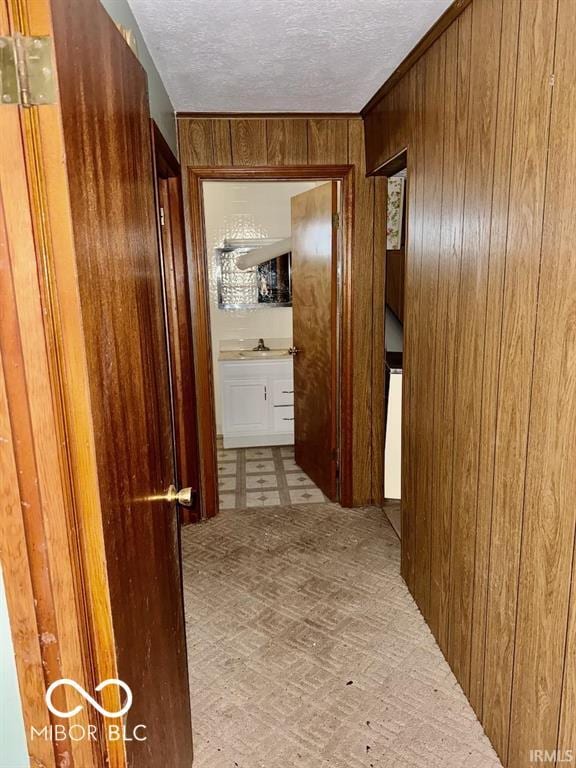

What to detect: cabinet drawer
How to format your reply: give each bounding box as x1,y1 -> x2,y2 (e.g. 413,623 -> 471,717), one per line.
273,405 -> 294,431
272,379 -> 294,406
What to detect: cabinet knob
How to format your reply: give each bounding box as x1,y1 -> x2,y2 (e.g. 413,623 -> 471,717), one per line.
288,347 -> 300,356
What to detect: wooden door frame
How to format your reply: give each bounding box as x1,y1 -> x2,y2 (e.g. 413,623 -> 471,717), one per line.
184,165 -> 355,515
370,149 -> 407,517
151,121 -> 202,523
0,41 -> 124,768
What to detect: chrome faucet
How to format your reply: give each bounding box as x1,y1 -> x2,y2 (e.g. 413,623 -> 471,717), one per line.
253,338 -> 270,351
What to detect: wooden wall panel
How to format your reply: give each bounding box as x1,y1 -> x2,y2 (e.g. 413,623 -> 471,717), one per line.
348,119 -> 374,502
266,119 -> 308,164
179,118 -> 214,166
178,115 -> 377,506
468,0 -> 521,717
211,120 -> 232,165
428,18 -> 463,653
447,0 -> 502,692
363,0 -> 575,764
230,119 -> 267,165
308,119 -> 348,164
508,0 -> 575,761
483,0 -> 557,757
413,36 -> 445,621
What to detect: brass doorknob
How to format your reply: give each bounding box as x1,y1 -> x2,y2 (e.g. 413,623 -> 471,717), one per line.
166,485 -> 196,507
288,347 -> 300,355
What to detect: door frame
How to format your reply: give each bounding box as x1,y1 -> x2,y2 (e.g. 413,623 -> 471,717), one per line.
184,165 -> 355,515
0,15 -> 123,768
151,121 -> 202,523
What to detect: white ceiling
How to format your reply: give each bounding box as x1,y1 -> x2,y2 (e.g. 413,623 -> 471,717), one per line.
126,0 -> 453,113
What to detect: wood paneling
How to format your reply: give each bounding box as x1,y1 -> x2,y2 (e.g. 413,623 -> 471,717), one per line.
363,0 -> 576,764
348,119 -> 374,504
448,0 -> 501,691
178,116 -> 380,508
468,0 -> 520,716
385,249 -> 404,323
179,118 -> 215,166
308,119 -> 348,164
211,120 -> 233,165
508,0 -> 575,762
483,0 -> 557,758
266,119 -> 308,165
230,119 -> 267,165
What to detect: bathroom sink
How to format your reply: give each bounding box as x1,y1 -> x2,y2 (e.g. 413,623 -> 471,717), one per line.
238,349 -> 290,359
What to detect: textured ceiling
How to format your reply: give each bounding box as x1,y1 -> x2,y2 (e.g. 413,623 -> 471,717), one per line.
126,0 -> 453,113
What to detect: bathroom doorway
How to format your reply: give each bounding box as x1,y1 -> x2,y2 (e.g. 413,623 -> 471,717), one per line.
185,167 -> 353,517
204,179 -> 323,509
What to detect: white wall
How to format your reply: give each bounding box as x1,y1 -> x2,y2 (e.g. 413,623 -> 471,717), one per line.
203,181 -> 318,432
99,0 -> 177,154
0,569 -> 28,767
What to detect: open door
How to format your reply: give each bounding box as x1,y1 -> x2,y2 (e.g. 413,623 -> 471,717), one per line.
0,0 -> 194,765
291,182 -> 339,501
151,122 -> 201,525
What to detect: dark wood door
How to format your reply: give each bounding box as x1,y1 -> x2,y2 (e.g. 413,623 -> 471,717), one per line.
49,1 -> 193,765
291,182 -> 339,500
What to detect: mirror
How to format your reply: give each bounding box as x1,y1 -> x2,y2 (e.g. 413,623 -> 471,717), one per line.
216,241 -> 292,309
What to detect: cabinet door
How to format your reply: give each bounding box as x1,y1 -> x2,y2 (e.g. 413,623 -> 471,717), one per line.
222,379 -> 269,433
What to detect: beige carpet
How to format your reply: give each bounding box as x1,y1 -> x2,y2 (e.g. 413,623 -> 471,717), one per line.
182,503 -> 502,768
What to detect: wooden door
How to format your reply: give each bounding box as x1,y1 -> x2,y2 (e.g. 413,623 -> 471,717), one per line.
291,182 -> 339,500
152,123 -> 201,524
47,1 -> 193,765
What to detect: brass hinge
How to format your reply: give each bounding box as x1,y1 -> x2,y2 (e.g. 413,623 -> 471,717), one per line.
332,212 -> 340,229
159,206 -> 165,227
0,35 -> 56,106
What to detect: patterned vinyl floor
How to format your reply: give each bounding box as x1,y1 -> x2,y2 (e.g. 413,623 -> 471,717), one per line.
217,445 -> 327,510
182,503 -> 502,768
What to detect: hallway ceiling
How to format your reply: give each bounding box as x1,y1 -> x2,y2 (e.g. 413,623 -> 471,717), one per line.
126,0 -> 453,113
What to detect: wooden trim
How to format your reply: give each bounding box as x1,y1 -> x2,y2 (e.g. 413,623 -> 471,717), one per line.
185,165 -> 355,513
188,165 -> 353,179
177,112 -> 361,120
371,177 -> 387,505
361,0 -> 472,116
369,149 -> 408,179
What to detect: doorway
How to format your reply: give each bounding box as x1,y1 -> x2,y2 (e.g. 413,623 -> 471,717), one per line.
202,179 -> 333,510
185,166 -> 354,518
379,157 -> 407,540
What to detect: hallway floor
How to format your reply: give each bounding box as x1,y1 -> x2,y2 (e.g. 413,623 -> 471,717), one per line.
217,445 -> 327,510
182,503 -> 502,768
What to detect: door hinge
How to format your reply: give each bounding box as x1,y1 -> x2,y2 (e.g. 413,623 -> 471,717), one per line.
332,212 -> 340,229
0,35 -> 56,107
159,206 -> 165,227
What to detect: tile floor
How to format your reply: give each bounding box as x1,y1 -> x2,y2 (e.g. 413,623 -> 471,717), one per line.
217,444 -> 327,510
183,502 -> 502,768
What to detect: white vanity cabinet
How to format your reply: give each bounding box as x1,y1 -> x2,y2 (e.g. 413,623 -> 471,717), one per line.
220,359 -> 294,448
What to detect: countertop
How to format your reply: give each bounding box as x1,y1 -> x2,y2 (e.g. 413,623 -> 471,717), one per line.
219,349 -> 292,361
